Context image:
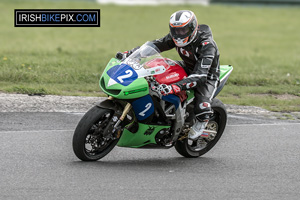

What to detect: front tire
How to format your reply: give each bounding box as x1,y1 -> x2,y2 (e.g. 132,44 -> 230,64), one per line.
175,98 -> 227,158
72,106 -> 119,161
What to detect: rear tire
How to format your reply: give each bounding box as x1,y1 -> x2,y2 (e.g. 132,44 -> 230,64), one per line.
72,106 -> 119,161
175,98 -> 227,158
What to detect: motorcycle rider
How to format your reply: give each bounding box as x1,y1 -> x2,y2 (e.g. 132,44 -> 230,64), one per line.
116,10 -> 220,140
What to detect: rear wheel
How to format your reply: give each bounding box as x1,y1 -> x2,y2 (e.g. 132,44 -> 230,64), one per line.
175,98 -> 227,158
72,106 -> 119,161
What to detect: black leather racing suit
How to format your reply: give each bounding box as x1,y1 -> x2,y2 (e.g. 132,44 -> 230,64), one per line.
151,24 -> 220,120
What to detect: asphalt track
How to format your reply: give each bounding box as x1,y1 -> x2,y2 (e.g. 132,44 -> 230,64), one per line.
0,112 -> 300,200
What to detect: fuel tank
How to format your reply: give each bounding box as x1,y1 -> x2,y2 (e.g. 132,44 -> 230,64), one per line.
146,58 -> 187,85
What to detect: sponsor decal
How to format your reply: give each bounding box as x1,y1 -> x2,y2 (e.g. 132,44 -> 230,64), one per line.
144,126 -> 155,135
165,59 -> 176,66
202,42 -> 210,46
14,9 -> 100,27
166,73 -> 179,79
172,85 -> 181,93
180,48 -> 190,57
172,22 -> 183,26
200,131 -> 209,138
201,64 -> 210,69
186,82 -> 196,89
199,102 -> 211,110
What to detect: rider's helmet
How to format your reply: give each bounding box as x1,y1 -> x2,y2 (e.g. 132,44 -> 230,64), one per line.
169,10 -> 198,47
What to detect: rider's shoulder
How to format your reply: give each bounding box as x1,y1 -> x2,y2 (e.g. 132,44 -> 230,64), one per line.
198,24 -> 212,36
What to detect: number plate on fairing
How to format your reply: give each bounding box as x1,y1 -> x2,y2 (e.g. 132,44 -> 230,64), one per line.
107,64 -> 138,86
131,95 -> 154,121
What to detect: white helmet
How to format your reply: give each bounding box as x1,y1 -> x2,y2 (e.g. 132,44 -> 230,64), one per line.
169,10 -> 198,47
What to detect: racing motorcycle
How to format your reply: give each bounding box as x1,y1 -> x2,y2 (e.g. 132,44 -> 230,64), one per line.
72,42 -> 233,161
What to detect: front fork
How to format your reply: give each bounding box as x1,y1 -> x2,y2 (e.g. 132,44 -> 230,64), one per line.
109,97 -> 132,138
113,102 -> 132,129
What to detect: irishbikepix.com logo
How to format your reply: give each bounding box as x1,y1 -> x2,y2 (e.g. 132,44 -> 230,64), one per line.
14,9 -> 100,27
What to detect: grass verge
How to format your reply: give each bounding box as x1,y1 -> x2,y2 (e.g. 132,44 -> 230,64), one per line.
0,0 -> 299,112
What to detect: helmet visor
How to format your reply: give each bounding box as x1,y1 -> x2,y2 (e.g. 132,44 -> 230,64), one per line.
170,26 -> 192,39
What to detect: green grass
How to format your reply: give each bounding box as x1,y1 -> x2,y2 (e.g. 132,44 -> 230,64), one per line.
0,0 -> 300,112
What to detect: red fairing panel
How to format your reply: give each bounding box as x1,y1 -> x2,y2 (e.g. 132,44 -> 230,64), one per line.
146,58 -> 188,102
146,58 -> 187,85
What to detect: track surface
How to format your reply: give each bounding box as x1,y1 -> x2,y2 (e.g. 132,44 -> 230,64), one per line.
1,112 -> 300,200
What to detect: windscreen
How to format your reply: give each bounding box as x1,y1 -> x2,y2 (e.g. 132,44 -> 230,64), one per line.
122,42 -> 165,70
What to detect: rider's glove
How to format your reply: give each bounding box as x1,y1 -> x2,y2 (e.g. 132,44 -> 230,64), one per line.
153,84 -> 181,96
115,47 -> 140,61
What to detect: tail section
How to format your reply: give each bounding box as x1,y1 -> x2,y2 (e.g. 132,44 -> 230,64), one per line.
214,65 -> 233,98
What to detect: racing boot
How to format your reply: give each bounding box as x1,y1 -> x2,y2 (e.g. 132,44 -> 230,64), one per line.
188,118 -> 209,140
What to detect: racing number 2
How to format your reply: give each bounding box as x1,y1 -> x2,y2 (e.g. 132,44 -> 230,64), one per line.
139,103 -> 152,116
117,70 -> 133,83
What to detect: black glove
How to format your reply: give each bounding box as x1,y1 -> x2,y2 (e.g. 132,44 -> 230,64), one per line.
115,46 -> 140,60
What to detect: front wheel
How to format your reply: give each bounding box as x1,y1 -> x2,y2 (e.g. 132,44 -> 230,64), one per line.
175,98 -> 227,158
72,106 -> 119,161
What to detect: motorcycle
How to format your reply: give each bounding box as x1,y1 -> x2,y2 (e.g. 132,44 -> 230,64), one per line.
72,42 -> 233,161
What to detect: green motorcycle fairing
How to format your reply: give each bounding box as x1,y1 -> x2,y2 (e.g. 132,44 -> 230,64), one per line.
220,65 -> 233,82
99,58 -> 149,99
117,123 -> 170,148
